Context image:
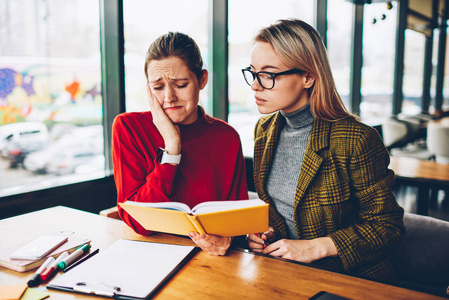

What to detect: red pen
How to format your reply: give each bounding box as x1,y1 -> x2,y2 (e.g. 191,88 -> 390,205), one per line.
40,251 -> 69,281
255,233 -> 266,249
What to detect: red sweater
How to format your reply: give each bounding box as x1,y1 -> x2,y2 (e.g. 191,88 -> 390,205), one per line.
112,107 -> 249,234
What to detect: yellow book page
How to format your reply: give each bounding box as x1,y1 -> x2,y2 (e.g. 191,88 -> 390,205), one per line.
119,203 -> 196,236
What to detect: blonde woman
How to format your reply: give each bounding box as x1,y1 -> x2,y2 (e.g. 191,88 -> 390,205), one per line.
244,19 -> 405,281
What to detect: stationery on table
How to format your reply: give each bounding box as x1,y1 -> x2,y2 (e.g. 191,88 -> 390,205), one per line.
63,248 -> 99,272
0,233 -> 91,272
58,244 -> 90,270
48,239 -> 197,299
0,284 -> 49,300
40,251 -> 69,281
119,199 -> 269,236
27,257 -> 55,287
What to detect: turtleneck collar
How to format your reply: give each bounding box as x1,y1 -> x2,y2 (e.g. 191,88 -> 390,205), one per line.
178,106 -> 209,141
280,103 -> 315,129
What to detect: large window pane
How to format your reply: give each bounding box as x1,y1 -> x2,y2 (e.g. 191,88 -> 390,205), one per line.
361,1 -> 397,120
123,0 -> 209,113
0,0 -> 103,196
402,29 -> 425,115
327,0 -> 353,113
228,0 -> 315,157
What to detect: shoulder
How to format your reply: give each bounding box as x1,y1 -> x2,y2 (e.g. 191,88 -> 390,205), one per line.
113,111 -> 152,126
113,111 -> 155,135
204,113 -> 241,140
323,117 -> 385,155
328,117 -> 380,140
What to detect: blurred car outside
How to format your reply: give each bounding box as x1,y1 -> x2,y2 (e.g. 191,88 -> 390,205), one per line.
74,155 -> 105,174
23,125 -> 103,174
46,142 -> 103,175
0,122 -> 49,158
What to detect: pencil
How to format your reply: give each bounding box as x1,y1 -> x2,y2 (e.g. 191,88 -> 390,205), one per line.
63,248 -> 100,273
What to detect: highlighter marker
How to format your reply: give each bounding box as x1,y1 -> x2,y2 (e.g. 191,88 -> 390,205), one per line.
40,251 -> 69,281
27,256 -> 55,287
58,244 -> 90,269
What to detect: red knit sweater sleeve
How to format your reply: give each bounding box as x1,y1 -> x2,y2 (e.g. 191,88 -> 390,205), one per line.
112,113 -> 177,234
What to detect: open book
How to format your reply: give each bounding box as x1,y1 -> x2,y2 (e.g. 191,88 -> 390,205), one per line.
119,199 -> 269,237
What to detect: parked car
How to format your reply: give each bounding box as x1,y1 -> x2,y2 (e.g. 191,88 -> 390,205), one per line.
23,125 -> 103,174
6,140 -> 47,168
0,122 -> 49,158
74,155 -> 105,174
45,142 -> 103,175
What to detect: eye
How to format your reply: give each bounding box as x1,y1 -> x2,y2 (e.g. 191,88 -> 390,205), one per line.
152,86 -> 163,91
260,73 -> 274,80
176,83 -> 188,89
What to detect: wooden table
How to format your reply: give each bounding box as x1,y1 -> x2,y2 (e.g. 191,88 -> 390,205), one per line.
0,206 -> 444,299
389,156 -> 449,215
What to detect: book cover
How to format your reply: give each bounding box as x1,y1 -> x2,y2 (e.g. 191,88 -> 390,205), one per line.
119,199 -> 269,237
0,234 -> 91,273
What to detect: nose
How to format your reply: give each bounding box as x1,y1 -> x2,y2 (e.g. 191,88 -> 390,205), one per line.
164,86 -> 177,103
251,77 -> 263,91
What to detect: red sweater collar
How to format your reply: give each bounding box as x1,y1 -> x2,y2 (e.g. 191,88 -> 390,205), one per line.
179,106 -> 212,141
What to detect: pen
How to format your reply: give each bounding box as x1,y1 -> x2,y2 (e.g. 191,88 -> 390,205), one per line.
63,248 -> 99,273
27,256 -> 55,287
40,251 -> 69,281
58,244 -> 90,269
255,233 -> 266,249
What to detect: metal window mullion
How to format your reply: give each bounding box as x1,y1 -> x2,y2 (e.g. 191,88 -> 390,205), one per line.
349,3 -> 363,116
316,0 -> 328,47
393,0 -> 407,115
99,0 -> 125,176
210,0 -> 228,121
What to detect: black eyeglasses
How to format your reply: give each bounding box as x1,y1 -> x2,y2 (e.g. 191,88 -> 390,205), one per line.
241,67 -> 305,89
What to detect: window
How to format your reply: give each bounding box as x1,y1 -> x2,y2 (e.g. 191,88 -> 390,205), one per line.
360,1 -> 397,120
228,0 -> 315,157
0,0 -> 103,196
123,0 -> 209,113
327,0 -> 353,112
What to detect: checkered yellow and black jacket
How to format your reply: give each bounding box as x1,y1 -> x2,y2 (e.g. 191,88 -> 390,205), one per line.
253,112 -> 405,281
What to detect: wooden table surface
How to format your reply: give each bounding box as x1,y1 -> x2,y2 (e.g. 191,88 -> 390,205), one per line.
0,206 -> 444,299
390,156 -> 449,183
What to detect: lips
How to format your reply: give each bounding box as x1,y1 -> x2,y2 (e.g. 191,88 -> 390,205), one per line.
164,106 -> 182,111
255,97 -> 267,105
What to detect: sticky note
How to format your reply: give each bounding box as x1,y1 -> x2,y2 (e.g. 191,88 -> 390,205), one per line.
20,287 -> 49,300
0,284 -> 27,300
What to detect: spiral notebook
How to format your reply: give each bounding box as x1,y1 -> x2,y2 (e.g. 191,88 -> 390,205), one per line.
48,239 -> 197,299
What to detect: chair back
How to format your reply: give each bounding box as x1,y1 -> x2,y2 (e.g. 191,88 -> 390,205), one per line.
388,212 -> 449,296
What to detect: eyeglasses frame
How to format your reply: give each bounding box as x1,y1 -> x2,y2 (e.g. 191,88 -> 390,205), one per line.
241,67 -> 305,89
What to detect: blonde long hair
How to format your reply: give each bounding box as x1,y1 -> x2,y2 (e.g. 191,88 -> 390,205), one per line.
255,19 -> 354,121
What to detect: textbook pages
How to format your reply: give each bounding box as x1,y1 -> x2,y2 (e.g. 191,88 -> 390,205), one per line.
119,199 -> 269,237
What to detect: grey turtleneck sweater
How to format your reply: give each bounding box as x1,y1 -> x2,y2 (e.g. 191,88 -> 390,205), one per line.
266,104 -> 315,239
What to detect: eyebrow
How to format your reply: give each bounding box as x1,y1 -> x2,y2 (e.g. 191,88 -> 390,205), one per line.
150,77 -> 189,84
250,64 -> 281,71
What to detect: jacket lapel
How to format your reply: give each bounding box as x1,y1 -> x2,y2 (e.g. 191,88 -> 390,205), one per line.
254,112 -> 284,202
293,118 -> 331,209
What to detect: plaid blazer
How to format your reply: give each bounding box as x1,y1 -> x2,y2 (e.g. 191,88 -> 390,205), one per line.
253,112 -> 405,281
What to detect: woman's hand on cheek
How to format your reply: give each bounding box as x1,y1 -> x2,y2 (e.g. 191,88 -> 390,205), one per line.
189,232 -> 232,256
147,87 -> 181,154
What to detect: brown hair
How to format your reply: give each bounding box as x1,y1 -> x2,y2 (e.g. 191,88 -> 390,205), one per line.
255,19 -> 354,121
144,32 -> 204,83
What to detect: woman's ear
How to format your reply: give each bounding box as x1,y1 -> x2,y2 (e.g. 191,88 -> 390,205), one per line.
199,70 -> 208,90
304,72 -> 315,89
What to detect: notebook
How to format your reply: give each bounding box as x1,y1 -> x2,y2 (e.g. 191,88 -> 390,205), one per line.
0,232 -> 91,272
48,239 -> 197,299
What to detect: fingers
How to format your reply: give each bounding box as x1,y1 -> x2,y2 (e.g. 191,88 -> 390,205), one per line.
189,232 -> 232,256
